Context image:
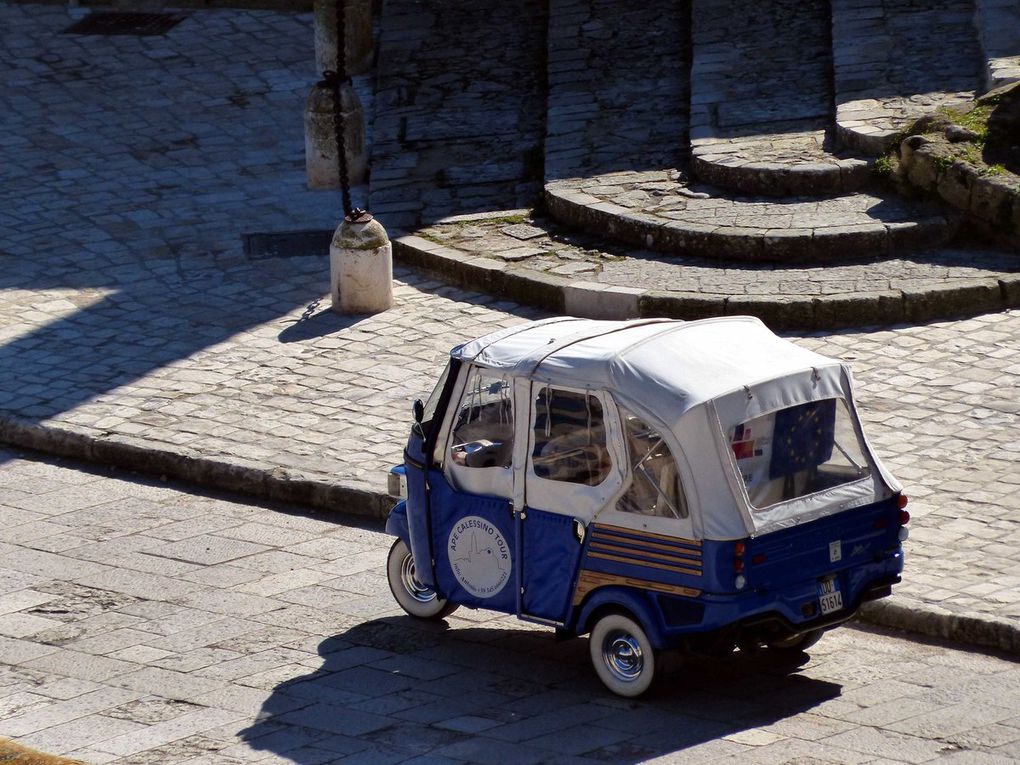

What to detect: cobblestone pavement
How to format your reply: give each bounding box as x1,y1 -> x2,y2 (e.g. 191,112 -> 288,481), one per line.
1,0 -> 1019,666
3,452 -> 1020,764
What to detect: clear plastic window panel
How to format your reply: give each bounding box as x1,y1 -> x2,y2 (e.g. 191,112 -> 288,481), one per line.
616,412 -> 688,519
449,370 -> 514,469
730,398 -> 872,510
531,388 -> 611,486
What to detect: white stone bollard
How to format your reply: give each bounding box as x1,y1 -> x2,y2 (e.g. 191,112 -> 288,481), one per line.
304,78 -> 366,190
330,214 -> 393,314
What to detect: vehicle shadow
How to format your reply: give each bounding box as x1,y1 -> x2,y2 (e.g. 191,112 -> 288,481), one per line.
239,615 -> 842,764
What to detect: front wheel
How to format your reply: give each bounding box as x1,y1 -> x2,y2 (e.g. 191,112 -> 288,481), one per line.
589,613 -> 658,698
386,539 -> 458,620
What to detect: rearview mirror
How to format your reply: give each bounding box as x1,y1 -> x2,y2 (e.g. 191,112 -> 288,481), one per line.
412,398 -> 425,424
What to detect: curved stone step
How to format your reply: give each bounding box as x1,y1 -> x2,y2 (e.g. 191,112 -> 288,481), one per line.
832,0 -> 984,154
393,213 -> 1020,330
545,174 -> 959,262
692,128 -> 873,197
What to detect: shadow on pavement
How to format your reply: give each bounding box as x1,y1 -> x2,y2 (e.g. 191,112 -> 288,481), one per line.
239,616 -> 841,763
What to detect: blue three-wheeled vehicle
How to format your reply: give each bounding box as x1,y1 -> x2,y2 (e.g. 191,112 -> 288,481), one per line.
385,317 -> 908,696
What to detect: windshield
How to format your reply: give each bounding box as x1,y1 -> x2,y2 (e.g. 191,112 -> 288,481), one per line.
729,398 -> 871,510
419,360 -> 452,437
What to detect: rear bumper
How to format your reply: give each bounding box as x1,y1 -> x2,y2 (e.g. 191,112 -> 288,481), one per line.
657,552 -> 903,648
735,574 -> 899,639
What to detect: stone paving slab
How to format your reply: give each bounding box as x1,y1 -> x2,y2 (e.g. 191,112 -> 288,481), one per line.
3,451 -> 1020,764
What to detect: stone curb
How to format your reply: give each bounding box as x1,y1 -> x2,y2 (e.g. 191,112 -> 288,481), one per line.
543,182 -> 960,263
858,597 -> 1020,656
3,412 -> 1018,658
0,415 -> 392,522
392,233 -> 1020,331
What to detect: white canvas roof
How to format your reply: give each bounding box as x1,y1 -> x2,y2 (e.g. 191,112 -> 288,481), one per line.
454,316 -> 841,426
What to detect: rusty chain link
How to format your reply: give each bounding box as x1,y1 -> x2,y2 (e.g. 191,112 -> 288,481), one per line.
325,0 -> 370,223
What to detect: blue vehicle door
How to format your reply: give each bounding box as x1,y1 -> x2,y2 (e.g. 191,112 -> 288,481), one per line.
429,367 -> 518,615
403,360 -> 458,589
519,384 -> 625,624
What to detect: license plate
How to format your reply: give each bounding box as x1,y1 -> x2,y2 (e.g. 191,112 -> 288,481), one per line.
818,577 -> 843,615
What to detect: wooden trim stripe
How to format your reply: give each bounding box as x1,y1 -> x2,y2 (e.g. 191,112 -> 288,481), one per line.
589,540 -> 702,569
588,524 -> 703,578
588,550 -> 702,576
573,569 -> 702,606
595,523 -> 701,548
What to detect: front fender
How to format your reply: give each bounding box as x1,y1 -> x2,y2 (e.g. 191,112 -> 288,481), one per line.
573,586 -> 665,649
384,499 -> 410,546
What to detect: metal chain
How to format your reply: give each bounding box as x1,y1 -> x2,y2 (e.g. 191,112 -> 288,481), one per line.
327,0 -> 370,222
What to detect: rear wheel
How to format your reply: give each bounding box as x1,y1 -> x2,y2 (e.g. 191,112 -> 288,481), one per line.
768,628 -> 824,652
386,539 -> 457,620
589,613 -> 658,698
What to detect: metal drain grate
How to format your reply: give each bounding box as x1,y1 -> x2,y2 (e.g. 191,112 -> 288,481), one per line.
63,12 -> 185,37
242,230 -> 334,260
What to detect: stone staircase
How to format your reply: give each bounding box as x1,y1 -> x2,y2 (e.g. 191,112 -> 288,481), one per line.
542,0 -> 996,263
372,0 -> 1020,327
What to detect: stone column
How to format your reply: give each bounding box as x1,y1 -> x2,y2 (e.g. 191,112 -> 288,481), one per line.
304,77 -> 367,189
314,0 -> 373,76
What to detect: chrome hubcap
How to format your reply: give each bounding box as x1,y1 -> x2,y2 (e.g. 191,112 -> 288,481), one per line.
400,553 -> 437,604
602,630 -> 643,681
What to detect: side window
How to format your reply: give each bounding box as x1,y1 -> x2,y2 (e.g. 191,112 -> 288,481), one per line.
448,369 -> 513,469
531,387 -> 611,486
616,411 -> 688,519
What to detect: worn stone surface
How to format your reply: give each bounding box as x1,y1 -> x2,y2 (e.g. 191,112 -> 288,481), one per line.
832,0 -> 984,153
3,452 -> 1020,763
545,0 -> 690,181
546,175 -> 961,261
977,0 -> 1020,88
690,0 -> 870,196
368,0 -> 547,228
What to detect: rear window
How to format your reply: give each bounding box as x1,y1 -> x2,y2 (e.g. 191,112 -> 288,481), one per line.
729,398 -> 871,510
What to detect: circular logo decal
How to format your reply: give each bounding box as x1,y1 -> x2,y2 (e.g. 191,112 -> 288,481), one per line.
448,515 -> 511,598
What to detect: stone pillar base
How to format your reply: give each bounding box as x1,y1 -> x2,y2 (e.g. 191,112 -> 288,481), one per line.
304,80 -> 367,190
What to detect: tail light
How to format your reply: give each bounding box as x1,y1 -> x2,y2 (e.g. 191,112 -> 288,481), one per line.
897,497 -> 910,542
734,540 -> 747,588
